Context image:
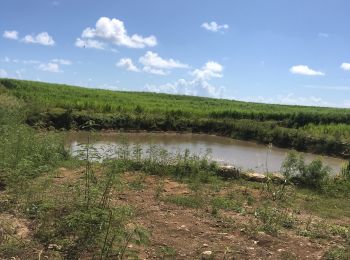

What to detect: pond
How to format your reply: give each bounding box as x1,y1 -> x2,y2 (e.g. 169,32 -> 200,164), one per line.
65,132 -> 345,174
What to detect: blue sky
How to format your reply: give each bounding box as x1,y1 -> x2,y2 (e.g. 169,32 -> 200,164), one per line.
1,0 -> 350,107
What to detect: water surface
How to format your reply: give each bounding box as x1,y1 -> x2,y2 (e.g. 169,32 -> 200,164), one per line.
65,132 -> 344,174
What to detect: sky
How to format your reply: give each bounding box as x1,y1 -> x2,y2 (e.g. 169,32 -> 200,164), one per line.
1,0 -> 350,108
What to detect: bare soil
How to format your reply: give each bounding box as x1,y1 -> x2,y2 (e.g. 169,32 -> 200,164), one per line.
1,167 -> 348,259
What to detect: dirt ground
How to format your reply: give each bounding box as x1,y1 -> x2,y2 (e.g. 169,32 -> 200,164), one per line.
1,168 -> 348,260
110,172 -> 331,259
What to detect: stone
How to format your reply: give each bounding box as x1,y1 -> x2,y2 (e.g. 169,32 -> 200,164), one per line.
268,172 -> 286,183
217,165 -> 241,179
241,172 -> 267,182
201,250 -> 213,259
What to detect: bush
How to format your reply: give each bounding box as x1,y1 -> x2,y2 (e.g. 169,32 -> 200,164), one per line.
281,152 -> 330,190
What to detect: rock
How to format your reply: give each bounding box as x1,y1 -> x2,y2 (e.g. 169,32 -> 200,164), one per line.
217,166 -> 240,179
201,250 -> 213,259
241,172 -> 267,182
268,172 -> 286,183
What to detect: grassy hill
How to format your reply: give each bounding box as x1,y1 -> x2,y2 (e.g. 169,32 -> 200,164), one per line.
1,78 -> 349,157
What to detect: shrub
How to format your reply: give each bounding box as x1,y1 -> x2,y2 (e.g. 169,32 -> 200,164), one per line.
281,152 -> 331,190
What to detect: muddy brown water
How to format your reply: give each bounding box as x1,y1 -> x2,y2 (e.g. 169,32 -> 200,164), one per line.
65,132 -> 345,174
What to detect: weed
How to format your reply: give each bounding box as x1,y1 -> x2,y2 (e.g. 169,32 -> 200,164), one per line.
164,195 -> 204,209
324,245 -> 350,260
157,246 -> 177,258
254,206 -> 296,236
211,197 -> 244,214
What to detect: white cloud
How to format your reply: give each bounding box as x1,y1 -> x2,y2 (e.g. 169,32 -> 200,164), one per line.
116,58 -> 140,72
289,65 -> 325,76
52,59 -> 72,65
201,21 -> 229,32
3,30 -> 18,40
23,32 -> 55,46
143,66 -> 167,75
38,63 -> 61,73
75,38 -> 105,49
146,78 -> 225,98
139,51 -> 188,69
192,61 -> 223,80
145,61 -> 225,98
340,63 -> 350,71
117,52 -> 188,75
77,17 -> 157,49
0,69 -> 8,78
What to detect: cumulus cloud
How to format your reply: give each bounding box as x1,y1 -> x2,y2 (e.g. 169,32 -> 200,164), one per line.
146,78 -> 225,98
192,61 -> 223,80
0,69 -> 8,78
201,21 -> 229,32
38,63 -> 61,73
38,58 -> 72,73
140,51 -> 188,75
116,58 -> 140,72
75,38 -> 105,49
142,66 -> 167,75
3,30 -> 18,40
23,32 -> 55,46
76,17 -> 157,49
117,52 -> 188,75
290,65 -> 324,76
145,61 -> 225,98
340,63 -> 350,71
139,51 -> 188,69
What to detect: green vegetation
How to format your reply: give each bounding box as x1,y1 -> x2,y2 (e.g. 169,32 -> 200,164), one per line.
1,78 -> 349,157
0,92 -> 150,259
1,80 -> 350,258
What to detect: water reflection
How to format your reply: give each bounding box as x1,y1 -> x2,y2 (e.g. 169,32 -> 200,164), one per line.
65,132 -> 344,174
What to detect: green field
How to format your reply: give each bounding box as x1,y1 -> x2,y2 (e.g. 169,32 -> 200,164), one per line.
1,78 -> 349,158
